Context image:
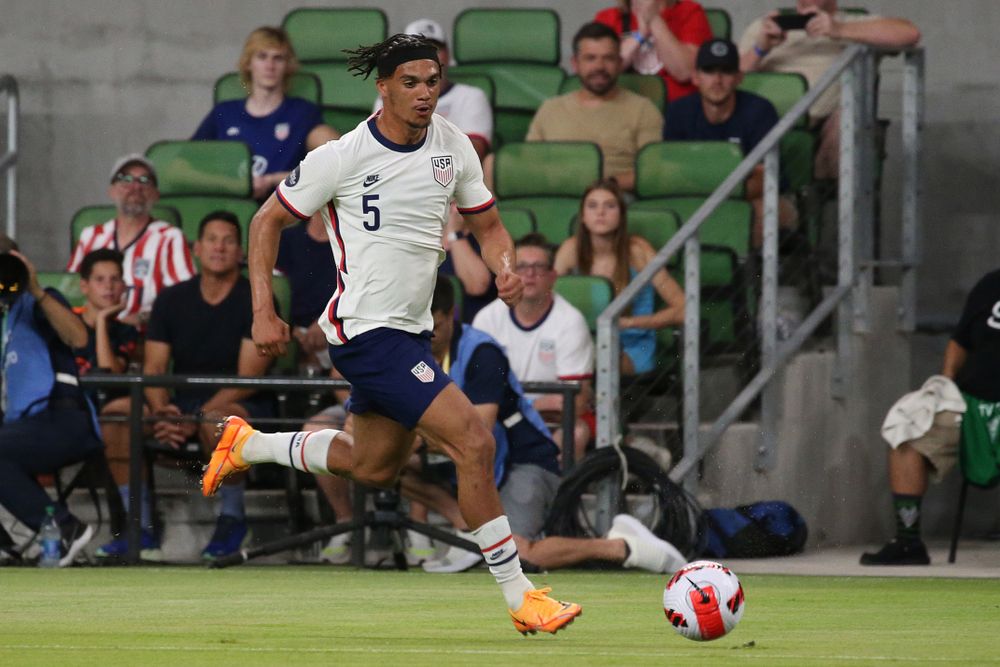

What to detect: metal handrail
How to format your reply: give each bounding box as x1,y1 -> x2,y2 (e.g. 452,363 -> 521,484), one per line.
78,373 -> 580,565
0,75 -> 18,237
595,45 -> 924,498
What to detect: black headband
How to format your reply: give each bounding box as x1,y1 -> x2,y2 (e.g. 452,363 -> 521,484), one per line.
377,44 -> 440,78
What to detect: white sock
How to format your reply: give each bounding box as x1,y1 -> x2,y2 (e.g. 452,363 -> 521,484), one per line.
472,515 -> 534,610
240,430 -> 339,475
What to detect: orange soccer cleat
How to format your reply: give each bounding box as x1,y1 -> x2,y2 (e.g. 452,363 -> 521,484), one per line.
201,416 -> 254,497
508,587 -> 582,635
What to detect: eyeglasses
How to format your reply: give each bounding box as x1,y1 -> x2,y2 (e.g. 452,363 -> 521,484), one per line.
514,262 -> 552,275
113,173 -> 154,186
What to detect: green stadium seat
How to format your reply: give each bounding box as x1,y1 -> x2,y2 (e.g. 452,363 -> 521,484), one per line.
704,8 -> 732,40
636,141 -> 744,199
554,275 -> 614,334
445,71 -> 496,108
37,271 -> 84,307
269,274 -> 298,374
282,8 -> 387,63
631,199 -> 752,261
300,62 -> 377,134
494,142 -> 601,245
781,128 -> 815,193
449,64 -> 565,147
740,71 -> 809,128
560,73 -> 667,112
627,208 -> 682,252
70,204 -> 181,252
213,71 -> 322,105
145,140 -> 252,198
453,9 -> 560,65
157,196 -> 259,247
497,206 -> 537,241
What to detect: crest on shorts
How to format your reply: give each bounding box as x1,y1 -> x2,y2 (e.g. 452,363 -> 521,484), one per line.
274,122 -> 290,141
411,361 -> 436,383
431,156 -> 454,187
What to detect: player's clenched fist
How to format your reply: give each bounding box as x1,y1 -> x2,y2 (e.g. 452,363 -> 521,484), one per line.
253,311 -> 291,357
496,269 -> 523,308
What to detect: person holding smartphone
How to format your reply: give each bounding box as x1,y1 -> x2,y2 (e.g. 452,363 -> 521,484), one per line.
737,1 -> 920,179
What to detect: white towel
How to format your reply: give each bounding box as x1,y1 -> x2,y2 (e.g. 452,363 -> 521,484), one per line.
881,375 -> 966,448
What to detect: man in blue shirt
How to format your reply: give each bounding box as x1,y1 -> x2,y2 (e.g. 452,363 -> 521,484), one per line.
664,38 -> 798,248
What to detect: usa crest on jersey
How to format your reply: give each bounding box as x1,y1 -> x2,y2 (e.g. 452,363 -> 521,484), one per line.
431,156 -> 454,187
275,122 -> 290,141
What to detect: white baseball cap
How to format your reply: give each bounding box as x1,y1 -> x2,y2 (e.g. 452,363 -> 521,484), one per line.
404,19 -> 447,46
109,153 -> 158,185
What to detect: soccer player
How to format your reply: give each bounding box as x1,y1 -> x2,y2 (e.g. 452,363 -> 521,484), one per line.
202,34 -> 581,635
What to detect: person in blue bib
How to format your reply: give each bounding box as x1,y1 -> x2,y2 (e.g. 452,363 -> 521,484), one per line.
192,26 -> 339,201
0,237 -> 102,566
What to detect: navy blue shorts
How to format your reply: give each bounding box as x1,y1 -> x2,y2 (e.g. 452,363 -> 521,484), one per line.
328,327 -> 452,430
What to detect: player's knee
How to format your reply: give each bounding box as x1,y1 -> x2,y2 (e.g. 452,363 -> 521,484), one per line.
456,425 -> 495,471
353,465 -> 399,489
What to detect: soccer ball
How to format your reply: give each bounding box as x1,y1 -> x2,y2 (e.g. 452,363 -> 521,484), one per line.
662,560 -> 745,641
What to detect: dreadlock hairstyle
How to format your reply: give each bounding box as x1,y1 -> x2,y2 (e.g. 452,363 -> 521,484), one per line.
344,33 -> 440,80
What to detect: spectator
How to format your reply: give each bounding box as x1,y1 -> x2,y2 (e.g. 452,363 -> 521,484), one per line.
192,26 -> 339,201
375,19 -> 493,161
738,0 -> 920,179
595,0 -> 712,102
664,38 -> 799,248
70,249 -> 160,561
400,276 -> 685,574
0,238 -> 98,566
473,233 -> 596,464
524,22 -> 663,193
67,154 -> 194,326
143,211 -> 273,560
554,179 -> 685,376
862,269 -> 1000,566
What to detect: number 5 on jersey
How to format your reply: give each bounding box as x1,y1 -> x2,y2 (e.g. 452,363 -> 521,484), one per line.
363,194 -> 380,231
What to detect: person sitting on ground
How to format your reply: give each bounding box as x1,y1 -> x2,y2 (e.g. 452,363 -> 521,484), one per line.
520,22 -> 663,194
192,26 -> 339,201
400,276 -> 685,574
555,179 -> 685,376
70,249 -> 160,561
664,38 -> 798,248
861,268 -> 1000,566
738,0 -> 920,180
0,237 -> 98,566
143,211 -> 274,560
473,233 -> 596,464
67,154 -> 194,326
595,0 -> 713,103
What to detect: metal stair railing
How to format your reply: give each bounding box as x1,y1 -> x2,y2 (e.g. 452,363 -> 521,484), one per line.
0,75 -> 18,238
593,45 -> 924,530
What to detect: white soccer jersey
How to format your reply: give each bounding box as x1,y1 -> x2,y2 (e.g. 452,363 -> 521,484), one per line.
374,83 -> 493,148
472,294 -> 595,399
276,113 -> 494,345
67,219 -> 194,319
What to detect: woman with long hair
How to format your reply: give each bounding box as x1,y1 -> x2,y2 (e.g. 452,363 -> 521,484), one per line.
555,179 -> 684,375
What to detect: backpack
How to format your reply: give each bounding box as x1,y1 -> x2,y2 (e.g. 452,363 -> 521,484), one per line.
703,501 -> 808,558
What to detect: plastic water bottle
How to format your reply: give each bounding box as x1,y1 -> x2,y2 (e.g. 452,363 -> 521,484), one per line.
38,506 -> 61,568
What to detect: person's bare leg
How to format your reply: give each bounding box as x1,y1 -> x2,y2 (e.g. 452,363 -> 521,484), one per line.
100,396 -> 137,486
888,442 -> 929,496
814,111 -> 841,181
515,534 -> 626,570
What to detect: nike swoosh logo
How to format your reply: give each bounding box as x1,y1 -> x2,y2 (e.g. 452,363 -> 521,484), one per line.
363,175 -> 380,187
487,552 -> 505,562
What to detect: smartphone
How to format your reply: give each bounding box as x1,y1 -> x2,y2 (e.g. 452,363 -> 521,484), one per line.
773,13 -> 814,31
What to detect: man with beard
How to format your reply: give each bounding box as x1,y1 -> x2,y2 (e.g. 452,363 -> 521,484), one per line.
67,155 -> 194,326
524,22 -> 662,194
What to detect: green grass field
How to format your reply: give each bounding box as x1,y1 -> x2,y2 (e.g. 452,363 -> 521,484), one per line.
1,567 -> 998,666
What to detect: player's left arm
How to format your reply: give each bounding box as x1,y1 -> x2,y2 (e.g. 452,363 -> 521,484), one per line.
464,206 -> 522,307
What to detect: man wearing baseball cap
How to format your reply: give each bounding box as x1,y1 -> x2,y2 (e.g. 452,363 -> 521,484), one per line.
67,154 -> 194,325
664,38 -> 798,248
373,18 -> 493,160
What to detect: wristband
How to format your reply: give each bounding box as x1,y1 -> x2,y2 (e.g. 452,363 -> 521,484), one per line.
753,44 -> 770,58
447,231 -> 467,243
630,31 -> 647,46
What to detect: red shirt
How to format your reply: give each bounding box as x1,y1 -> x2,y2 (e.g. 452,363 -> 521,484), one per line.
595,1 -> 712,101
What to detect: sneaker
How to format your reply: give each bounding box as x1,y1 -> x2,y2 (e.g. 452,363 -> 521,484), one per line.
319,532 -> 351,565
860,538 -> 930,565
508,587 -> 582,635
94,530 -> 163,562
422,532 -> 481,573
606,513 -> 686,573
202,416 -> 254,497
201,515 -> 249,560
405,530 -> 435,566
58,519 -> 94,567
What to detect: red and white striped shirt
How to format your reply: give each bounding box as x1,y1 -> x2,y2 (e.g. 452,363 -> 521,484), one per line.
67,218 -> 194,319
